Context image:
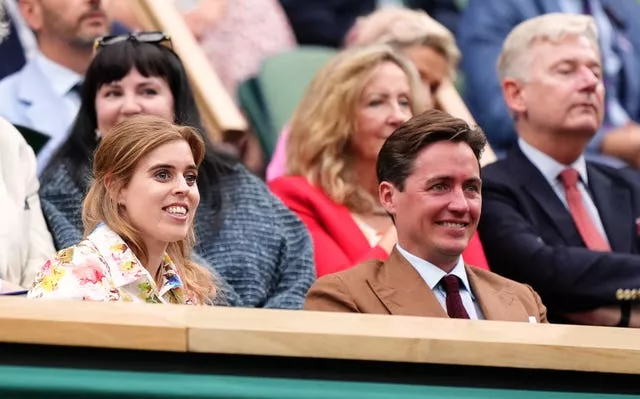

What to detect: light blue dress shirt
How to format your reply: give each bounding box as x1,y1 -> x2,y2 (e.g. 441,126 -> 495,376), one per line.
396,244 -> 485,320
32,53 -> 83,173
518,138 -> 610,243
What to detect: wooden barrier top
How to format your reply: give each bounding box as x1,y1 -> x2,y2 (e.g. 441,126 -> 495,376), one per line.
1,297 -> 639,375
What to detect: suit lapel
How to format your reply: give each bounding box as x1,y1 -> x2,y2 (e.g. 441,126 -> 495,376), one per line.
587,165 -> 633,252
509,148 -> 579,245
466,266 -> 524,321
366,249 -> 447,318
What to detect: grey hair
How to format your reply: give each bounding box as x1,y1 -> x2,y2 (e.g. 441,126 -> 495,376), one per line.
0,1 -> 9,44
497,13 -> 599,82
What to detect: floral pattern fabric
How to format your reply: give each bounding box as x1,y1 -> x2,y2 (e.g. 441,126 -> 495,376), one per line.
27,224 -> 198,304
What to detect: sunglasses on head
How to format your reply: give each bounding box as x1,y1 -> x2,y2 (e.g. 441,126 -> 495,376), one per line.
94,31 -> 172,51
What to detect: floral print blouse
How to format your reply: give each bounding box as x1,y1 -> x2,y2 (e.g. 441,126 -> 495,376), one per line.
28,223 -> 199,304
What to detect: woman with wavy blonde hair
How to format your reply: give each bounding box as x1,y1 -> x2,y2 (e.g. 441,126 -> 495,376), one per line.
269,45 -> 427,277
29,115 -> 215,304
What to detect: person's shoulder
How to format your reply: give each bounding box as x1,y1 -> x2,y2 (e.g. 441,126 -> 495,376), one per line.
268,175 -> 313,192
319,258 -> 385,286
269,175 -> 330,203
467,265 -> 534,296
481,155 -> 518,185
214,164 -> 295,220
0,59 -> 36,93
39,159 -> 85,196
0,68 -> 22,90
588,162 -> 640,188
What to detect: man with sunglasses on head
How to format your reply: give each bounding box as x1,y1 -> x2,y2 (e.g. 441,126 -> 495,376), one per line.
0,0 -> 115,174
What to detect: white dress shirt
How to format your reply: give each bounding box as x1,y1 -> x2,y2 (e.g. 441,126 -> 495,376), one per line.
396,244 -> 484,320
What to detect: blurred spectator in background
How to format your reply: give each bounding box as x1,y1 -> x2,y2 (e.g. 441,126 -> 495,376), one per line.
0,3 -> 55,292
0,117 -> 56,292
458,0 -> 640,168
0,0 -> 112,174
40,37 -> 315,309
0,0 -> 128,81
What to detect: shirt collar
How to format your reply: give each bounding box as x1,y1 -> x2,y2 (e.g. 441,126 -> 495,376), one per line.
518,138 -> 589,184
395,244 -> 474,298
34,52 -> 83,97
86,223 -> 191,304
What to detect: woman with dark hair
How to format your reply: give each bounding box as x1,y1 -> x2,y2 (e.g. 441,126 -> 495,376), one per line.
39,34 -> 315,309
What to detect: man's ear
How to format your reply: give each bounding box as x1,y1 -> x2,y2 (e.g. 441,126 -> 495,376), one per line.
502,78 -> 527,115
19,0 -> 44,33
379,181 -> 397,217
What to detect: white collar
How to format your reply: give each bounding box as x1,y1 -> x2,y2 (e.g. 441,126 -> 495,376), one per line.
34,52 -> 83,97
395,244 -> 474,298
518,138 -> 589,184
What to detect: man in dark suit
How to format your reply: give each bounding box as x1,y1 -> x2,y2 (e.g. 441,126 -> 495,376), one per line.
479,13 -> 640,327
305,109 -> 548,324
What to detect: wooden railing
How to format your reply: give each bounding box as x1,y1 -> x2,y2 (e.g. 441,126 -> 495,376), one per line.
130,0 -> 247,143
1,297 -> 639,375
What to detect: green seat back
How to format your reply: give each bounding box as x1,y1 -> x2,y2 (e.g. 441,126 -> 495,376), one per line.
256,46 -> 338,154
237,77 -> 276,158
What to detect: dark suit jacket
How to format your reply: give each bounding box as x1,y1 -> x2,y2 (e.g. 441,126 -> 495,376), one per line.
305,248 -> 547,323
479,146 -> 640,320
279,0 -> 375,47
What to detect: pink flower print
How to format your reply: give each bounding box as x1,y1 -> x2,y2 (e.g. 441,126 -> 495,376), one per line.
72,262 -> 105,285
40,259 -> 53,274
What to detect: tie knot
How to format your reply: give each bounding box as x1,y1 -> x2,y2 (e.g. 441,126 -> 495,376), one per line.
70,82 -> 83,96
559,168 -> 580,189
441,274 -> 462,295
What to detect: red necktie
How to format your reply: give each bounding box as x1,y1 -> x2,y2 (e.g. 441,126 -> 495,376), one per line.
558,168 -> 611,251
441,275 -> 470,319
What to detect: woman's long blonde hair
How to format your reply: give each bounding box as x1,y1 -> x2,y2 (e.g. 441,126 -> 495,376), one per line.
82,115 -> 216,304
286,45 -> 427,213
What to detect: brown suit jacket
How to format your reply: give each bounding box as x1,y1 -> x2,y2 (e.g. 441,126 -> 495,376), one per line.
305,248 -> 548,323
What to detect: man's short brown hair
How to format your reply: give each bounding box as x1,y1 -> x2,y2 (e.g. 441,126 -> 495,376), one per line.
377,109 -> 487,190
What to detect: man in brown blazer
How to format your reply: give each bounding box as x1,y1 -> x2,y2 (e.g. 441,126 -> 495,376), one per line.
305,109 -> 548,323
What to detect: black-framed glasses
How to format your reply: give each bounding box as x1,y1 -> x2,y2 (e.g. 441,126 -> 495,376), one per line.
94,31 -> 172,51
